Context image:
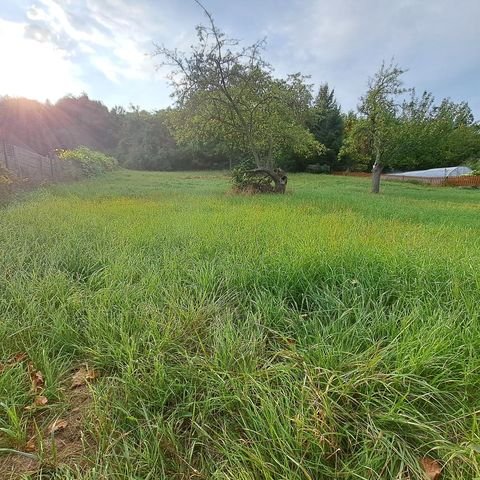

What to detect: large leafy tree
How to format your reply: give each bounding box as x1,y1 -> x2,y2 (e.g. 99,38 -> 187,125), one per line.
308,83 -> 343,167
115,107 -> 178,170
338,112 -> 372,172
0,94 -> 118,156
393,92 -> 480,170
154,4 -> 323,192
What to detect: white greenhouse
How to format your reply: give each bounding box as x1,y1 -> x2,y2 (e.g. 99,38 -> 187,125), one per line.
388,166 -> 472,178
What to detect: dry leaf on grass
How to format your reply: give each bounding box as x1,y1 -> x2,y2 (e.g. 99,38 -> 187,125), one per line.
24,437 -> 37,453
27,362 -> 45,394
10,352 -> 28,364
71,366 -> 99,389
35,395 -> 48,406
25,395 -> 49,411
0,352 -> 28,373
48,419 -> 68,435
420,457 -> 442,480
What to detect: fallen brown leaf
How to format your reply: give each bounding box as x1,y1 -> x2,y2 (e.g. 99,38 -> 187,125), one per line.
10,352 -> 28,364
420,457 -> 442,480
25,395 -> 49,411
27,362 -> 45,394
0,352 -> 28,374
24,437 -> 36,453
71,366 -> 99,389
35,395 -> 48,406
48,419 -> 68,435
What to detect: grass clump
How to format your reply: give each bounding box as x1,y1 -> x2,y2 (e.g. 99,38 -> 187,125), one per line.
0,171 -> 479,479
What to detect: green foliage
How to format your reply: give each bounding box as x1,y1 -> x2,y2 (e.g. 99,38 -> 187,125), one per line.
0,94 -> 118,156
116,107 -> 176,170
466,158 -> 480,175
305,163 -> 331,173
230,159 -> 273,192
389,91 -> 480,171
167,71 -> 324,170
231,158 -> 257,187
115,108 -> 179,171
114,107 -> 240,171
308,83 -> 344,167
0,167 -> 14,187
57,146 -> 118,177
338,113 -> 373,171
1,171 -> 479,478
156,13 -> 324,171
0,167 -> 24,204
358,61 -> 409,176
341,70 -> 480,174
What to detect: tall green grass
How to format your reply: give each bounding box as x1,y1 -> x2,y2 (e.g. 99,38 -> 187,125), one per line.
1,171 -> 479,479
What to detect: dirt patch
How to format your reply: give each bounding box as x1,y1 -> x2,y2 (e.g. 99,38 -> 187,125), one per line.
0,454 -> 39,480
0,371 -> 97,479
49,385 -> 94,467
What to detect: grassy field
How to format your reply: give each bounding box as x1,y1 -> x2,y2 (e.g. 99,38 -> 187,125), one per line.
0,171 -> 479,479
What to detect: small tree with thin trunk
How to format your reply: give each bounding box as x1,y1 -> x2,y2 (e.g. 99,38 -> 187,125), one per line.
359,62 -> 408,193
154,2 -> 322,193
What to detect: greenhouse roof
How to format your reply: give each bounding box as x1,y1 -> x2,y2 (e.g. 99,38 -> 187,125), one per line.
389,166 -> 472,178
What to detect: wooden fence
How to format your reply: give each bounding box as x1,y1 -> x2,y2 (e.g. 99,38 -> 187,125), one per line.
382,174 -> 480,187
333,171 -> 480,187
0,141 -> 80,183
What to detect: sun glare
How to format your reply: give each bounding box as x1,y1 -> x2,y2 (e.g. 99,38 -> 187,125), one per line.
0,19 -> 86,102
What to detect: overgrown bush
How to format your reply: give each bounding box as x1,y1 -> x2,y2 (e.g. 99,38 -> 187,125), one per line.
57,146 -> 118,177
465,158 -> 480,175
231,159 -> 273,193
0,167 -> 13,187
231,159 -> 256,188
306,163 -> 331,174
0,167 -> 23,203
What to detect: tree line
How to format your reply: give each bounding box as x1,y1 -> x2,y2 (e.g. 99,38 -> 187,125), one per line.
2,84 -> 477,175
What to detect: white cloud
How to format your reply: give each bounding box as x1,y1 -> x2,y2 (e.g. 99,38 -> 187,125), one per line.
0,18 -> 87,102
25,0 -> 157,82
5,0 -> 479,113
268,0 -> 480,112
27,0 -> 111,50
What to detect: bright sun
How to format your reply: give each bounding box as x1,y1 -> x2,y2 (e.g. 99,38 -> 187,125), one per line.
0,19 -> 86,102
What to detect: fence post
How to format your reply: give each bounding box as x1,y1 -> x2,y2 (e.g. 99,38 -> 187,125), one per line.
50,156 -> 55,180
2,141 -> 9,169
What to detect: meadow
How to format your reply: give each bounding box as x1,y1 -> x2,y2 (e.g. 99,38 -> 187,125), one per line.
0,171 -> 479,479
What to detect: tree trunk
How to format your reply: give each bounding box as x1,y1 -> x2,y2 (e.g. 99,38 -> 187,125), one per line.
249,167 -> 288,194
272,169 -> 288,193
371,150 -> 383,194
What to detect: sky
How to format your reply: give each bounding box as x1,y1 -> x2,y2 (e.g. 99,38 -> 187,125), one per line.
1,0 -> 479,116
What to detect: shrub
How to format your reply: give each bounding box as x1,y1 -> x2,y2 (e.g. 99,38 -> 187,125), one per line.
57,147 -> 118,177
0,167 -> 24,203
0,167 -> 13,187
465,158 -> 480,175
306,163 -> 331,174
231,159 -> 256,188
231,159 -> 275,193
